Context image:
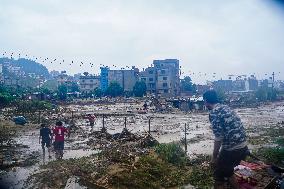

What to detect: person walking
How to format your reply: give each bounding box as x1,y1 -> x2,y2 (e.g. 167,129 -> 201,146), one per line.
203,90 -> 248,189
86,114 -> 95,129
39,123 -> 52,159
52,121 -> 68,159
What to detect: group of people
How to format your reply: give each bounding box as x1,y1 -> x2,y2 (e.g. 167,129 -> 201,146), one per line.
38,90 -> 248,188
39,121 -> 68,159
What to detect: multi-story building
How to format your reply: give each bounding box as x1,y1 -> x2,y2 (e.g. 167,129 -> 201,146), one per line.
100,67 -> 109,91
248,75 -> 258,91
100,66 -> 139,92
213,80 -> 233,92
139,59 -> 180,97
0,64 -> 3,83
50,70 -> 60,78
140,67 -> 156,94
232,79 -> 248,91
79,75 -> 100,93
56,71 -> 69,86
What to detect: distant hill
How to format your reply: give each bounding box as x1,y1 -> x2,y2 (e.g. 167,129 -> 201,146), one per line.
0,58 -> 50,78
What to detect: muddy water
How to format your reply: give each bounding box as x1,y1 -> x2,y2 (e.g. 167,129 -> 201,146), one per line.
2,101 -> 283,188
70,101 -> 284,155
0,129 -> 97,189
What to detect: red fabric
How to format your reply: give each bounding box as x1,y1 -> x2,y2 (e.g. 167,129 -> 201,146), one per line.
240,161 -> 269,170
53,127 -> 68,142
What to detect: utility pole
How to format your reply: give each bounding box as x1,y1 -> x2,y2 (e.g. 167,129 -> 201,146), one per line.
38,110 -> 41,124
272,72 -> 275,89
148,117 -> 152,134
184,123 -> 187,153
124,117 -> 127,128
71,111 -> 74,122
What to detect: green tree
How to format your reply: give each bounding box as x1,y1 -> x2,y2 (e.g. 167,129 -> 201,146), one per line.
93,87 -> 103,98
106,82 -> 123,97
215,89 -> 226,103
70,82 -> 80,92
255,87 -> 278,101
181,76 -> 196,93
0,85 -> 14,107
42,79 -> 58,91
133,81 -> 147,97
58,84 -> 68,100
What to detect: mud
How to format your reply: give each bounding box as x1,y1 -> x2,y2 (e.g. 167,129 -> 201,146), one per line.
1,100 -> 284,188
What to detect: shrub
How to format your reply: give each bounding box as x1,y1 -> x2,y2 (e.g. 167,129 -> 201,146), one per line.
155,143 -> 187,167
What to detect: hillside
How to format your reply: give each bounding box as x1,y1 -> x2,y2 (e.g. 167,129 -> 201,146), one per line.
0,58 -> 49,77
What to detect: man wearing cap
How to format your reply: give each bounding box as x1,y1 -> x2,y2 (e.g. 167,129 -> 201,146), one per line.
203,90 -> 248,189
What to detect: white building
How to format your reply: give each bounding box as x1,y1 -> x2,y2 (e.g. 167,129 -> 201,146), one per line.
79,75 -> 100,93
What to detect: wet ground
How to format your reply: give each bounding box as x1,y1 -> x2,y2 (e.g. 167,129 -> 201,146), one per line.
1,101 -> 284,188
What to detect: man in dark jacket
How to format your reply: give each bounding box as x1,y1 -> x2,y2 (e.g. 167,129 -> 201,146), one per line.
203,90 -> 248,189
39,123 -> 52,158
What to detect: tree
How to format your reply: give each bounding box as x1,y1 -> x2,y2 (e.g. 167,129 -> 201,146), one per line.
93,87 -> 103,98
181,76 -> 196,93
255,87 -> 278,101
106,82 -> 123,97
133,81 -> 147,97
42,79 -> 58,91
58,84 -> 68,100
215,89 -> 226,103
70,82 -> 80,93
0,85 -> 14,107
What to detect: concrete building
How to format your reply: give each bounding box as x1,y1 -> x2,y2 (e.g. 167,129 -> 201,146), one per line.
56,71 -> 69,86
79,75 -> 100,93
139,67 -> 156,95
140,59 -> 180,97
248,75 -> 259,91
100,66 -> 139,92
0,64 -> 3,83
100,67 -> 109,91
232,79 -> 249,91
50,70 -> 60,78
213,80 -> 233,92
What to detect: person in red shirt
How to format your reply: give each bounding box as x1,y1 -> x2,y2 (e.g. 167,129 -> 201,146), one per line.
85,114 -> 95,129
52,121 -> 68,159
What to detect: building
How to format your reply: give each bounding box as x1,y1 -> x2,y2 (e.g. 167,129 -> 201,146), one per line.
213,80 -> 233,92
100,67 -> 109,91
140,67 -> 156,95
195,84 -> 211,95
248,75 -> 258,91
79,75 -> 100,93
0,64 -> 3,83
139,59 -> 180,97
50,70 -> 60,78
56,71 -> 69,86
232,79 -> 247,91
56,71 -> 76,90
100,66 -> 139,92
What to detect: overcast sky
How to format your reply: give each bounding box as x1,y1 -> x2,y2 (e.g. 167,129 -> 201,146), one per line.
1,0 -> 284,83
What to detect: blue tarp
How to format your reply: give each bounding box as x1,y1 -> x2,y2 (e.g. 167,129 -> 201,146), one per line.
13,116 -> 27,125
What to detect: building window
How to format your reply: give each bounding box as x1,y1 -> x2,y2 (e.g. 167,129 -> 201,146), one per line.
82,80 -> 85,83
149,78 -> 153,81
164,89 -> 168,93
163,83 -> 168,87
161,70 -> 165,74
90,80 -> 93,82
149,70 -> 153,74
163,77 -> 167,80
